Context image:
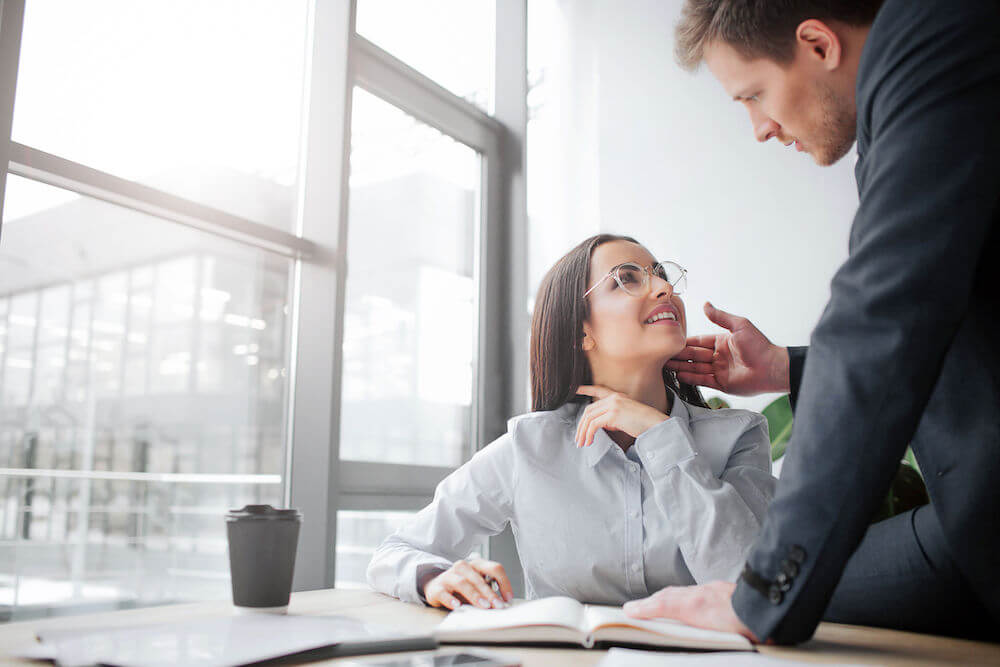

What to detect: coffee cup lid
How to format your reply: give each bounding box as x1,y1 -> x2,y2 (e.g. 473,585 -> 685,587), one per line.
226,504 -> 302,521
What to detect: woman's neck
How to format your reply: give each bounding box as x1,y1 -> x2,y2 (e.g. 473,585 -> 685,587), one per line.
591,365 -> 672,414
588,363 -> 673,451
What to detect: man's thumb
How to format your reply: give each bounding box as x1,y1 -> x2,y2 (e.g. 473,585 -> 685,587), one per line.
704,302 -> 740,332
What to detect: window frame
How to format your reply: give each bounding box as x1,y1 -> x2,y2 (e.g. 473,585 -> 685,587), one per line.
295,0 -> 528,591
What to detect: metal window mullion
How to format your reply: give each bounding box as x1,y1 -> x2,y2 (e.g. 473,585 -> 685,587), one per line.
6,143 -> 318,260
286,0 -> 353,593
352,35 -> 502,155
0,0 -> 25,227
338,460 -> 452,497
487,0 -> 528,597
338,493 -> 432,513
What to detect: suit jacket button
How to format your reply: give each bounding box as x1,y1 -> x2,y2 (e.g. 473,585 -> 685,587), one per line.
781,559 -> 800,578
776,572 -> 792,592
768,585 -> 783,605
788,546 -> 806,564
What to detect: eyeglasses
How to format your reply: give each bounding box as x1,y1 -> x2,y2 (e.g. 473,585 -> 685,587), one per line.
583,261 -> 688,299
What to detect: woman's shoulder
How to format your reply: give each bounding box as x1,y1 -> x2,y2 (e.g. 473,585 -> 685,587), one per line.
503,403 -> 579,457
685,402 -> 767,434
507,402 -> 578,429
681,403 -> 770,471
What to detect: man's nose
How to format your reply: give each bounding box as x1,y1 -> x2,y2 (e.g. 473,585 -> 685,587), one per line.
748,108 -> 781,142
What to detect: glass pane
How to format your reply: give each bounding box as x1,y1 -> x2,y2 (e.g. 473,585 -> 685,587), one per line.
334,510 -> 415,589
340,89 -> 480,467
335,510 -> 487,589
11,0 -> 309,231
0,175 -> 291,619
356,0 -> 495,113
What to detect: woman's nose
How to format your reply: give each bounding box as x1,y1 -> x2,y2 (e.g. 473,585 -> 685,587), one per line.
652,277 -> 673,298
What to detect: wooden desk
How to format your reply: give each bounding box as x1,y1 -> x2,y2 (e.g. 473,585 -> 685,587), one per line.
0,589 -> 997,666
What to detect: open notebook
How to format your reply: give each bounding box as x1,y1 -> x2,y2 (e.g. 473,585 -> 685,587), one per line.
434,597 -> 753,651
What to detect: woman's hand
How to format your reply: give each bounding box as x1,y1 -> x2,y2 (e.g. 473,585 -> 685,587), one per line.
575,385 -> 669,447
423,558 -> 513,611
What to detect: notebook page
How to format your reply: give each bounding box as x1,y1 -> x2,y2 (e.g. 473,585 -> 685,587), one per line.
435,596 -> 585,633
583,604 -> 752,647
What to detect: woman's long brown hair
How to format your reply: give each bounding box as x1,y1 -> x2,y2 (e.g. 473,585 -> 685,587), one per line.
530,234 -> 709,412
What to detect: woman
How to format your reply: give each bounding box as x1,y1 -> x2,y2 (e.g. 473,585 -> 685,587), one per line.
366,234 -> 776,610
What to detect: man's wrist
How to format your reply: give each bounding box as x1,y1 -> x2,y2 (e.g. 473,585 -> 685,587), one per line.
769,346 -> 791,393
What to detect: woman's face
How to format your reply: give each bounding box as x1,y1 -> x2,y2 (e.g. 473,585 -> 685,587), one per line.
582,240 -> 687,366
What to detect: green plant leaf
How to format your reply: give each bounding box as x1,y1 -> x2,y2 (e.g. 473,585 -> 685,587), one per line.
903,447 -> 922,479
707,396 -> 730,410
762,395 -> 794,462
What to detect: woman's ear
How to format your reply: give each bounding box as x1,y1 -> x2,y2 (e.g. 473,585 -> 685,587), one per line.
581,324 -> 596,352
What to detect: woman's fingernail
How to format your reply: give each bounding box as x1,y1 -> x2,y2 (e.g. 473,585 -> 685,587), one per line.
478,598 -> 490,609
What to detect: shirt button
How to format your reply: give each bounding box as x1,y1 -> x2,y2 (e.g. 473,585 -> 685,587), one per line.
631,510 -> 639,519
630,463 -> 640,472
632,563 -> 641,573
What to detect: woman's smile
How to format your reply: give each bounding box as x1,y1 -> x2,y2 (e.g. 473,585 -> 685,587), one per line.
644,303 -> 681,326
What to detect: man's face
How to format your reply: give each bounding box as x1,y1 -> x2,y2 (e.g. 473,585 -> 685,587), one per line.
703,40 -> 856,166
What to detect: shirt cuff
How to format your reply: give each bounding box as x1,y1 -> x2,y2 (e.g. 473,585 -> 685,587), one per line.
415,563 -> 451,605
400,557 -> 452,605
634,418 -> 697,476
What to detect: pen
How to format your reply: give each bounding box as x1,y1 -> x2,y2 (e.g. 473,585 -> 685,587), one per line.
484,575 -> 510,609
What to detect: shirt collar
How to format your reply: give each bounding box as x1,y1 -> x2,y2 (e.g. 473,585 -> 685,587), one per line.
576,388 -> 688,467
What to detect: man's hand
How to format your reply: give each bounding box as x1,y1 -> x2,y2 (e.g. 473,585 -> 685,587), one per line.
667,302 -> 790,396
575,385 -> 670,447
623,581 -> 759,642
424,558 -> 513,611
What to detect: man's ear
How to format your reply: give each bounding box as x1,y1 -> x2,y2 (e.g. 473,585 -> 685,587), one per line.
795,19 -> 842,70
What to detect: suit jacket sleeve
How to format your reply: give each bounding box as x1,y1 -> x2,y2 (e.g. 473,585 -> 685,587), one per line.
731,0 -> 1000,643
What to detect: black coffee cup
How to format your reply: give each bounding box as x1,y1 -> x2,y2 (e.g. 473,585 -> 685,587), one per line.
226,504 -> 302,612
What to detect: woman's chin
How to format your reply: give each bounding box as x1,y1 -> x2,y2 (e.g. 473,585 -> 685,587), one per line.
648,343 -> 686,367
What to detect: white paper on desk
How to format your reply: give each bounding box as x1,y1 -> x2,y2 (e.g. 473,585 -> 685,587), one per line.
36,613 -> 401,667
598,648 -> 866,666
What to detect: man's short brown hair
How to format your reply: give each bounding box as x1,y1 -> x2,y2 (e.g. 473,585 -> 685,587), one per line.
675,0 -> 884,71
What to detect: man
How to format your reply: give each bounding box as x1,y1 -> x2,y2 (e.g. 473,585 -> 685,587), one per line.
624,0 -> 1000,644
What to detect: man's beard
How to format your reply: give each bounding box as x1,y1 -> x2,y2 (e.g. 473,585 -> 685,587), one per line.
813,81 -> 857,166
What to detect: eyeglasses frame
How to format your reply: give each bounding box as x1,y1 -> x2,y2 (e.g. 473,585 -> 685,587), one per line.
583,260 -> 688,299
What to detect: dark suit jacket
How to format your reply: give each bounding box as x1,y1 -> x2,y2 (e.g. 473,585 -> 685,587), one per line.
731,0 -> 1000,643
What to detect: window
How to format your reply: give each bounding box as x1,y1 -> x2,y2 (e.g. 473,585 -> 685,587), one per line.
0,0 -> 526,617
11,0 -> 309,231
0,0 -> 308,620
329,3 -> 525,590
0,176 -> 290,616
340,89 -> 480,468
355,0 -> 495,112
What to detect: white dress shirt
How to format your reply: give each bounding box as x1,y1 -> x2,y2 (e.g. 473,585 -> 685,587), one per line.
366,392 -> 776,605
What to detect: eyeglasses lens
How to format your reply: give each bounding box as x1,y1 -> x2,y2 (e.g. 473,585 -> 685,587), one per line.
615,264 -> 647,296
657,262 -> 687,295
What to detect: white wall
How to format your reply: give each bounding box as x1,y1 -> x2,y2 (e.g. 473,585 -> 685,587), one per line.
528,0 -> 859,411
